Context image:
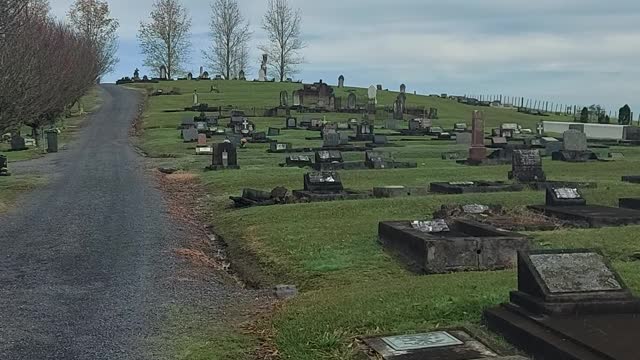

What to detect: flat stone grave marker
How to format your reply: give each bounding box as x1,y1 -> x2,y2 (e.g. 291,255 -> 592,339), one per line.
269,142 -> 292,152
182,128 -> 198,142
268,127 -> 280,136
285,155 -> 313,167
485,249 -> 640,360
361,329 -> 526,360
430,181 -> 524,194
195,146 -> 213,155
491,136 -> 508,146
546,187 -> 586,206
315,150 -> 342,164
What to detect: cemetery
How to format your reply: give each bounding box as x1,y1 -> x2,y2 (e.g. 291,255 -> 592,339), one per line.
126,78 -> 640,359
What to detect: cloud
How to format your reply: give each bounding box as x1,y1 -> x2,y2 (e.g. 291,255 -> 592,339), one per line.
48,0 -> 640,112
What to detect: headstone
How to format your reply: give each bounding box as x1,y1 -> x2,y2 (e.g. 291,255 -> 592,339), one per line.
346,93 -> 357,110
133,68 -> 140,80
468,111 -> 487,163
268,127 -> 280,136
238,70 -> 246,80
270,142 -> 292,152
376,84 -> 383,91
286,117 -> 297,129
259,54 -> 268,81
187,72 -> 193,80
280,90 -> 289,107
509,150 -> 546,183
454,123 -> 468,132
10,134 -> 27,151
400,84 -> 406,93
338,75 -> 344,88
45,129 -> 58,153
0,155 -> 8,176
304,172 -> 344,193
368,85 -> 377,104
580,107 -> 589,122
428,107 -> 438,119
285,155 -> 312,167
292,90 -> 301,106
546,187 -> 586,206
373,135 -> 388,145
182,128 -> 198,142
210,141 -> 239,170
197,134 -> 207,147
563,129 -> 587,152
365,151 -> 387,169
619,104 -> 632,125
323,131 -> 341,148
159,65 -> 167,80
192,90 -> 199,105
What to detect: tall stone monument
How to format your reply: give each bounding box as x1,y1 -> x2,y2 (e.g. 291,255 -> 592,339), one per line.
468,111 -> 487,163
258,54 -> 268,81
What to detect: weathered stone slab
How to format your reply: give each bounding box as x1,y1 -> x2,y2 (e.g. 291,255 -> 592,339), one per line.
430,181 -> 524,194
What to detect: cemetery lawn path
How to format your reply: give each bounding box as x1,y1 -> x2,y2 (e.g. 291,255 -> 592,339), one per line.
0,85 -> 252,360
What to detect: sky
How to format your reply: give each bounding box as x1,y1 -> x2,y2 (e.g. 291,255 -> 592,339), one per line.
49,0 -> 640,114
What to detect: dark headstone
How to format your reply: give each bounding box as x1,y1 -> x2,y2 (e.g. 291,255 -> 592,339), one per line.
563,129 -> 587,152
0,155 -> 9,176
619,104 -> 632,125
346,93 -> 357,110
509,150 -> 546,183
468,111 -> 486,163
269,142 -> 292,152
10,134 -> 26,151
210,142 -> 239,170
304,172 -> 343,193
268,127 -> 280,136
45,130 -> 58,153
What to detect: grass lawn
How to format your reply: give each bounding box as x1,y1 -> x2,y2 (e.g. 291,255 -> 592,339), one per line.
133,80 -> 640,359
0,87 -> 102,212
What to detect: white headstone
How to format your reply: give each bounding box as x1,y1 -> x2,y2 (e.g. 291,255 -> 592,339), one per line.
368,85 -> 377,105
193,91 -> 199,105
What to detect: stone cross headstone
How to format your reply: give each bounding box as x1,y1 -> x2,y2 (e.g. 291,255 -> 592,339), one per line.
468,111 -> 487,162
510,149 -> 546,183
338,75 -> 344,88
563,129 -> 587,152
536,122 -> 544,136
619,104 -> 632,125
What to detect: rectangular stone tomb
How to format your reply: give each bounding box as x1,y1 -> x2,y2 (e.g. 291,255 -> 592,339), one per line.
529,203 -> 640,228
361,329 -> 527,360
292,172 -> 370,202
268,142 -> 292,153
622,176 -> 640,184
484,249 -> 640,360
208,142 -> 239,170
283,155 -> 313,168
373,186 -> 430,198
430,181 -> 524,194
378,219 -> 530,274
619,198 -> 640,210
315,150 -> 343,164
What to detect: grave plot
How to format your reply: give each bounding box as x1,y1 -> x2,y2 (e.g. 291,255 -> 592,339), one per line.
529,187 -> 640,228
229,187 -> 289,208
359,329 -> 526,360
433,204 -> 565,232
484,249 -> 640,360
430,181 -> 524,194
378,219 -> 530,274
619,198 -> 640,210
372,186 -> 430,198
292,172 -> 370,202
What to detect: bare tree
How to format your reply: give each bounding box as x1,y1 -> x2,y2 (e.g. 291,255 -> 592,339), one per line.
204,0 -> 251,80
259,0 -> 305,82
0,2 -> 99,135
68,0 -> 120,77
138,0 -> 191,79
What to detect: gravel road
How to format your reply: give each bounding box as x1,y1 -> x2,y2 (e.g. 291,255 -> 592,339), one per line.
0,85 -> 246,359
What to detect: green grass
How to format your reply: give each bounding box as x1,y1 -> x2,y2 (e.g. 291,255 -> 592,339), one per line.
134,80 -> 640,359
0,87 -> 102,212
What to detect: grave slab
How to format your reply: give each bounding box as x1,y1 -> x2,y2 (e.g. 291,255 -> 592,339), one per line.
430,181 -> 524,194
622,175 -> 640,184
485,249 -> 640,360
373,186 -> 430,198
378,219 -> 530,274
361,329 -> 527,360
619,198 -> 640,210
528,204 -> 640,228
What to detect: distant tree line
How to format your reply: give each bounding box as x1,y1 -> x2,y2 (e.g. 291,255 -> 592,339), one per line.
138,0 -> 305,82
0,0 -> 118,136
